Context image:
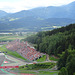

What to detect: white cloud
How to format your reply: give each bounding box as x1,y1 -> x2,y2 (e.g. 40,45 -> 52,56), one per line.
0,0 -> 75,13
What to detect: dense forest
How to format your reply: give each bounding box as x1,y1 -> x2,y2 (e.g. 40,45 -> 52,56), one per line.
58,49 -> 75,75
25,24 -> 75,55
25,24 -> 75,75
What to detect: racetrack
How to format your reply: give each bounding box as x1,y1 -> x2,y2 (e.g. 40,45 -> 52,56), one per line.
0,53 -> 33,75
0,53 -> 9,75
3,55 -> 29,66
0,53 -> 18,75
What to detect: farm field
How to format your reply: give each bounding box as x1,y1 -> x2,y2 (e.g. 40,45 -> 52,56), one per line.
0,32 -> 36,42
0,35 -> 26,41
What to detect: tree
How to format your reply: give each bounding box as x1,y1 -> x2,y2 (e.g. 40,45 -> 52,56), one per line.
58,67 -> 68,75
66,55 -> 75,75
57,50 -> 69,69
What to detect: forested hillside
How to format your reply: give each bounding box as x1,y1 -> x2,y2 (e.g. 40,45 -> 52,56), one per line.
25,24 -> 75,75
57,49 -> 75,75
25,24 -> 75,55
0,17 -> 74,32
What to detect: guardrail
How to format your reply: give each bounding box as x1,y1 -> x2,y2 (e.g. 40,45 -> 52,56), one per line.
0,66 -> 19,69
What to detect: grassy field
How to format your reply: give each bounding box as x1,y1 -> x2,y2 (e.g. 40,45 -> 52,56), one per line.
0,45 -> 28,61
18,70 -> 59,75
19,70 -> 36,74
36,55 -> 46,62
49,56 -> 59,61
12,62 -> 58,75
36,55 -> 59,62
39,71 -> 59,75
0,35 -> 26,41
0,32 -> 36,42
19,62 -> 56,70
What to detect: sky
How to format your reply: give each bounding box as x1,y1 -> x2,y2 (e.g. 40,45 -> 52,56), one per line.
0,0 -> 75,13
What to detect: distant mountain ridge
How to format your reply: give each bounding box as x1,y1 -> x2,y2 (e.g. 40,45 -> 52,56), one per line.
0,1 -> 75,32
0,10 -> 9,18
4,1 -> 75,19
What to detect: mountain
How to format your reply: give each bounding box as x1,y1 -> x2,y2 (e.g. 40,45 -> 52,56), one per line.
0,17 -> 74,32
29,1 -> 75,19
0,1 -> 75,32
1,1 -> 75,19
0,10 -> 9,18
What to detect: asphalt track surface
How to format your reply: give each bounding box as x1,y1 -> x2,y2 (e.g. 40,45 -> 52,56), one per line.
0,53 -> 17,75
0,53 -> 57,75
0,53 -> 33,75
0,53 -> 8,75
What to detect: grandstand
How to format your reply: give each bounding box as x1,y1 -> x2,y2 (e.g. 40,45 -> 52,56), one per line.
6,39 -> 42,61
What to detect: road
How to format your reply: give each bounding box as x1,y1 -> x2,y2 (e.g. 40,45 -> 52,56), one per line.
0,53 -> 8,75
0,53 -> 16,75
0,53 -> 31,75
3,55 -> 29,66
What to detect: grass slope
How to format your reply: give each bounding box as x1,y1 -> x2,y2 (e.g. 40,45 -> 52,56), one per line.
49,56 -> 59,61
12,62 -> 58,75
0,45 -> 28,61
36,55 -> 46,62
18,70 -> 59,75
19,62 -> 56,70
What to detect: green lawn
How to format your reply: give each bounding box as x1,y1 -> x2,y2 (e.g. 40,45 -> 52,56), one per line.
12,69 -> 59,75
19,70 -> 36,74
36,55 -> 59,62
18,70 -> 59,75
36,55 -> 46,62
39,71 -> 59,75
49,56 -> 59,61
